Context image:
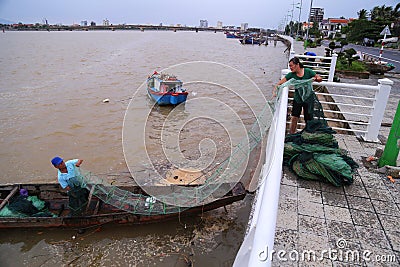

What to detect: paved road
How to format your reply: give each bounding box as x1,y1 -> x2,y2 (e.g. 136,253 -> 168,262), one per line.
322,40 -> 400,72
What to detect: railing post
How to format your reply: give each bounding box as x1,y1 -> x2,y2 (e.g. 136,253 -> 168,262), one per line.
364,78 -> 393,142
328,53 -> 338,82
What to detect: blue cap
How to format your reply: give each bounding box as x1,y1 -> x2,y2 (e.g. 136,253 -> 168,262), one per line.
20,188 -> 28,197
51,156 -> 63,166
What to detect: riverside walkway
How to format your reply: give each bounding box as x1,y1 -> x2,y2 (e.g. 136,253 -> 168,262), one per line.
272,41 -> 400,266
234,40 -> 399,266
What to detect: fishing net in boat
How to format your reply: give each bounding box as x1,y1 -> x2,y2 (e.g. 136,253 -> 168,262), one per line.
73,101 -> 273,215
279,79 -> 358,186
0,195 -> 55,218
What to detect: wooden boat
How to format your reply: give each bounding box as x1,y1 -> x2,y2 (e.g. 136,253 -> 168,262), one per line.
0,182 -> 246,229
147,72 -> 188,105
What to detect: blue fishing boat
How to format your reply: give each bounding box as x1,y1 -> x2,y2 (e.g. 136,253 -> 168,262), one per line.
225,32 -> 243,39
239,36 -> 265,45
225,32 -> 237,38
147,72 -> 188,105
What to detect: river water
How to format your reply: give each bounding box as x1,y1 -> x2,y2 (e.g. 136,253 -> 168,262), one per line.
0,31 -> 287,266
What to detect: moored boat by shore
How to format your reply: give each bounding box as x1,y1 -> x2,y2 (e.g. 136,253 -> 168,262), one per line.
239,36 -> 266,45
0,182 -> 246,229
225,32 -> 243,39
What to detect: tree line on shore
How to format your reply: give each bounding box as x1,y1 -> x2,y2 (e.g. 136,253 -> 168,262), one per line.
285,3 -> 399,46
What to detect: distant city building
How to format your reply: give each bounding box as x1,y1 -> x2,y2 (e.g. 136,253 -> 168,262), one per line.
103,19 -> 110,26
302,21 -> 314,31
200,20 -> 208,28
216,21 -> 223,29
90,21 -> 96,26
81,20 -> 88,26
309,7 -> 324,23
241,23 -> 248,31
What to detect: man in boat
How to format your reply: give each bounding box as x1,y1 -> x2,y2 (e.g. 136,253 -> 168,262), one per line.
51,156 -> 88,216
274,57 -> 322,134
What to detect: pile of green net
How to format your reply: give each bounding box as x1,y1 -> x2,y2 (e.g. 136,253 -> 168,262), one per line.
0,195 -> 55,218
280,79 -> 359,187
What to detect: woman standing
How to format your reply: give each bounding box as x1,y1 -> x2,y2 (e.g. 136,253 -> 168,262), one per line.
274,57 -> 322,134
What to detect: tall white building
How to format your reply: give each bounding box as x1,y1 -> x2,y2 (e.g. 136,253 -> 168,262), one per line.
217,21 -> 223,29
80,21 -> 87,26
103,19 -> 110,26
200,20 -> 208,28
241,23 -> 248,31
310,8 -> 324,23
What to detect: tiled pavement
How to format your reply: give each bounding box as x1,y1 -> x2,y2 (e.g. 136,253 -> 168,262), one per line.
274,134 -> 400,266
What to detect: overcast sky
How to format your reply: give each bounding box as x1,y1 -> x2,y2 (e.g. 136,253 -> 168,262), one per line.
0,0 -> 397,28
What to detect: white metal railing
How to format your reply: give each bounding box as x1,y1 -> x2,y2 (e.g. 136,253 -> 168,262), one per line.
294,54 -> 338,82
233,83 -> 288,267
287,79 -> 393,142
278,35 -> 337,82
280,67 -> 393,142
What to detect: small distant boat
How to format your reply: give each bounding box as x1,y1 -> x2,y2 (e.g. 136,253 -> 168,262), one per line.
225,32 -> 238,38
225,32 -> 243,39
225,32 -> 236,38
239,36 -> 266,45
147,72 -> 188,105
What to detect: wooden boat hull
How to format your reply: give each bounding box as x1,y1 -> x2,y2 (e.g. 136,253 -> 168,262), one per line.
0,183 -> 246,229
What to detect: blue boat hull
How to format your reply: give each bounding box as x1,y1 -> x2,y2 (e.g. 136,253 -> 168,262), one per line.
240,38 -> 264,45
147,89 -> 188,105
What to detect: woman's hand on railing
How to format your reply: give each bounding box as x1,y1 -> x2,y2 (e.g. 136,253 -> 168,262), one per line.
313,75 -> 323,83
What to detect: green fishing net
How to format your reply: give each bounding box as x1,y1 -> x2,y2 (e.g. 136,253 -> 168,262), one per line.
281,79 -> 358,186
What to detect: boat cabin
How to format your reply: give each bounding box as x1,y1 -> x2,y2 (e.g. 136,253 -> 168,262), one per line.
148,75 -> 184,93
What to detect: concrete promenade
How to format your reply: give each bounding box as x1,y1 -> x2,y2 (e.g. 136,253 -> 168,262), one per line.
273,41 -> 400,266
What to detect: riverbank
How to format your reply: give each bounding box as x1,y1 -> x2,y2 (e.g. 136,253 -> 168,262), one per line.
273,40 -> 400,266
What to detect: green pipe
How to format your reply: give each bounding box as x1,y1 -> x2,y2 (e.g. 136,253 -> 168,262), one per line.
379,101 -> 400,167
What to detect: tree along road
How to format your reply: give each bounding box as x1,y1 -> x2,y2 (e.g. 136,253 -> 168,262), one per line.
323,41 -> 400,73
